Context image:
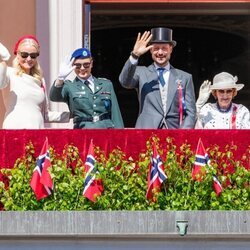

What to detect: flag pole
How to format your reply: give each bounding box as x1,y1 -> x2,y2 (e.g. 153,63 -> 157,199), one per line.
184,181 -> 191,208
74,187 -> 82,209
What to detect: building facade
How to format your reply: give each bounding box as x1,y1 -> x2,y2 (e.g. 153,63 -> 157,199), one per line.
0,0 -> 249,127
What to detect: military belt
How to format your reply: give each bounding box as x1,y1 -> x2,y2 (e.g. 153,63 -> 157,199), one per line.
73,113 -> 111,124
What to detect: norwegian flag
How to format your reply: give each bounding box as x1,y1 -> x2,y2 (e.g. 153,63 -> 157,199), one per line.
146,142 -> 167,201
82,140 -> 103,202
192,138 -> 210,181
213,175 -> 223,197
30,138 -> 53,200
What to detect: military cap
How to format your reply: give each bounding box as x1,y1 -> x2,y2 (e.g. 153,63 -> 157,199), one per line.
71,48 -> 92,60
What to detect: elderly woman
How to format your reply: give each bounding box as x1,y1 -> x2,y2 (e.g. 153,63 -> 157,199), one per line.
0,36 -> 69,129
195,72 -> 250,129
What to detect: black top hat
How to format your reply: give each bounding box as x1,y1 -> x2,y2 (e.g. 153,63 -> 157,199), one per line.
150,27 -> 177,47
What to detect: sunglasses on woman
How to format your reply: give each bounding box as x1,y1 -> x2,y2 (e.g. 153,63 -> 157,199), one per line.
73,62 -> 91,69
19,51 -> 39,59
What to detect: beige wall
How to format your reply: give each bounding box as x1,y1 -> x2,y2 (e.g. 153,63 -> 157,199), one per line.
0,0 -> 36,127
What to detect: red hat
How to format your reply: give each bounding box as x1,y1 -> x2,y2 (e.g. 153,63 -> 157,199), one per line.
13,35 -> 40,55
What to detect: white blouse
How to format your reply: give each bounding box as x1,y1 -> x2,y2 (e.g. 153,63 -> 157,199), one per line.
195,103 -> 250,129
0,67 -> 69,129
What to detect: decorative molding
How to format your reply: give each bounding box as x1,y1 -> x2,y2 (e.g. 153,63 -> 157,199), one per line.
42,0 -> 83,128
0,211 -> 249,237
91,14 -> 249,39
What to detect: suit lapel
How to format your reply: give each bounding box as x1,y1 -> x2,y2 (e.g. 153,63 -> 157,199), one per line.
147,64 -> 164,113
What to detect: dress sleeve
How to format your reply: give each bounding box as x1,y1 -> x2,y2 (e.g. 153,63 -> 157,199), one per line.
195,103 -> 211,129
0,63 -> 9,89
237,105 -> 250,129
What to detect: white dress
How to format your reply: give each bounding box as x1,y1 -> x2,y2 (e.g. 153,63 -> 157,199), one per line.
195,103 -> 250,129
0,67 -> 69,129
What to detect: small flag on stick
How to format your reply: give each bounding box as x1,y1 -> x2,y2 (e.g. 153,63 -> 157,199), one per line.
192,138 -> 210,181
30,138 -> 53,200
146,142 -> 167,201
213,175 -> 223,197
82,140 -> 103,202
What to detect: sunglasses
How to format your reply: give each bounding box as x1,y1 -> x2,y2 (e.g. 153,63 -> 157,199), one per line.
73,62 -> 91,69
217,89 -> 233,94
19,51 -> 39,59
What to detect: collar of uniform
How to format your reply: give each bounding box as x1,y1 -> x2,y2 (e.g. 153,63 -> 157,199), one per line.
77,75 -> 94,85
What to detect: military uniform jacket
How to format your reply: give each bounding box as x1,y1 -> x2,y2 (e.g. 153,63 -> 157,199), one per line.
119,59 -> 196,129
50,76 -> 124,129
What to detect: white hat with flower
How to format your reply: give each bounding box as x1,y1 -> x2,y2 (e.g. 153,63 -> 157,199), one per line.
210,72 -> 244,91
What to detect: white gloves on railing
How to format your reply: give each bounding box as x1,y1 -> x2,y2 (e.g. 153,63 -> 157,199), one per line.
57,56 -> 75,81
0,42 -> 11,62
196,80 -> 211,112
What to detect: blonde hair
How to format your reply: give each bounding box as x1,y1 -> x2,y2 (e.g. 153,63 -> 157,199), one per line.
13,39 -> 43,82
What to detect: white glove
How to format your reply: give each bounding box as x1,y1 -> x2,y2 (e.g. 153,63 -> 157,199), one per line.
57,55 -> 75,81
196,80 -> 211,112
0,42 -> 11,61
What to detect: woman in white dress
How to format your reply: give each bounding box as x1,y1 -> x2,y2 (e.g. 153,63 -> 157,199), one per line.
0,35 -> 69,129
195,72 -> 250,129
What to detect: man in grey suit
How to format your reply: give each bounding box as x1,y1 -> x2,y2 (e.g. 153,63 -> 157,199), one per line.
119,27 -> 196,129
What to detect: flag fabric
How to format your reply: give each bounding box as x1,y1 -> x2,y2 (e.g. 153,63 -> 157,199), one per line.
30,138 -> 53,200
146,143 -> 167,201
82,140 -> 103,202
192,138 -> 210,181
213,175 -> 223,197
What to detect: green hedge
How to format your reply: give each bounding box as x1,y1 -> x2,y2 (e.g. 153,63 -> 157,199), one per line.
0,136 -> 249,210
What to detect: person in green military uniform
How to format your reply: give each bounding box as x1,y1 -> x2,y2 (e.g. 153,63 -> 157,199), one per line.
50,48 -> 124,129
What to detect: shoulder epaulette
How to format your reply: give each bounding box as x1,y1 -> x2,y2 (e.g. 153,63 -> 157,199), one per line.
98,77 -> 109,81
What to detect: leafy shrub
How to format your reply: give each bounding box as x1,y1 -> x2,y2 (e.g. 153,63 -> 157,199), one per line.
0,137 -> 249,210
